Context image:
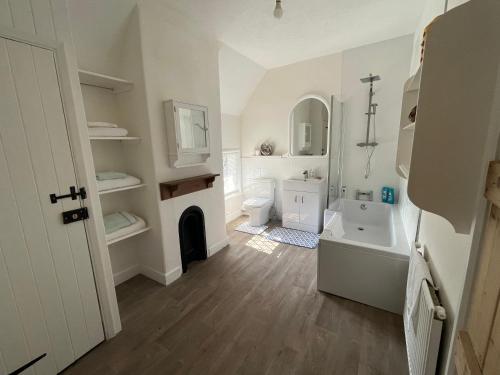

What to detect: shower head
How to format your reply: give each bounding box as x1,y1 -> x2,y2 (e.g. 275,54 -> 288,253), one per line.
360,74 -> 381,84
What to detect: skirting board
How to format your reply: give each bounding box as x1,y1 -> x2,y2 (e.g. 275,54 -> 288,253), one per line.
113,265 -> 182,287
113,264 -> 141,286
208,236 -> 230,257
225,211 -> 242,223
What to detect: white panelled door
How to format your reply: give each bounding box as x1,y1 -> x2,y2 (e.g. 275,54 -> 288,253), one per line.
0,37 -> 103,374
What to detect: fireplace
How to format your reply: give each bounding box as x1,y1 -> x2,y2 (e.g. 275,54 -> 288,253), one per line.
178,206 -> 207,273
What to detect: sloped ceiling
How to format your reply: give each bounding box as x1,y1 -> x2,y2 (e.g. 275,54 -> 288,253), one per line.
161,0 -> 425,69
219,45 -> 266,115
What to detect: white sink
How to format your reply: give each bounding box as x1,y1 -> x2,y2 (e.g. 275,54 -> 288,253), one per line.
283,177 -> 326,193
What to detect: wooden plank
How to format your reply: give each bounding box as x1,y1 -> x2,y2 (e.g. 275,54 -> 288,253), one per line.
467,204 -> 500,366
0,0 -> 13,28
0,243 -> 33,375
30,0 -> 56,41
48,0 -> 72,43
467,205 -> 500,366
8,0 -> 35,34
33,46 -> 104,350
485,161 -> 500,207
9,41 -> 91,369
0,38 -> 55,374
483,303 -> 500,374
455,331 -> 482,375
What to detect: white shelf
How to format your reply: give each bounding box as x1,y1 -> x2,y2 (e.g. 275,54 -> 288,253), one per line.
242,155 -> 284,159
402,123 -> 416,131
398,164 -> 409,179
407,0 -> 500,234
406,66 -> 422,92
99,184 -> 146,196
89,136 -> 141,141
106,227 -> 150,246
78,69 -> 133,94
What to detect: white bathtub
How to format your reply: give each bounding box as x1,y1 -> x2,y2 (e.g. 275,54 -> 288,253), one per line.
318,199 -> 410,314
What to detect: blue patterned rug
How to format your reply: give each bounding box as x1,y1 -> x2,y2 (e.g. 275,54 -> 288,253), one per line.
265,227 -> 319,249
235,221 -> 268,235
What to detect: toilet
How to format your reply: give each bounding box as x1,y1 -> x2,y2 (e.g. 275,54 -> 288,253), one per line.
242,178 -> 275,226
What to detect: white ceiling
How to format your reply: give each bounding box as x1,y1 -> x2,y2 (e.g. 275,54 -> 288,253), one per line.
162,0 -> 425,68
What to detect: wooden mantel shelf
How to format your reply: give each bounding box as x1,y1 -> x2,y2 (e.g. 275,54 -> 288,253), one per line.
159,174 -> 220,200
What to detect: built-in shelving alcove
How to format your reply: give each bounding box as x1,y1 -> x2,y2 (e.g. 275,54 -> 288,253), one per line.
396,0 -> 500,234
78,67 -> 155,284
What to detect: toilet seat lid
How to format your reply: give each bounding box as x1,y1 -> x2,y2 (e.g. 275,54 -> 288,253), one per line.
243,197 -> 271,208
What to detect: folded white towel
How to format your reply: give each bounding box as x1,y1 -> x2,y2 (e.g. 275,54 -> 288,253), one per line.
97,175 -> 141,192
88,127 -> 128,137
105,214 -> 147,243
88,121 -> 118,128
406,244 -> 435,332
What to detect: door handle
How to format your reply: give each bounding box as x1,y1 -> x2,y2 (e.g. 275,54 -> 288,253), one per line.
50,186 -> 86,204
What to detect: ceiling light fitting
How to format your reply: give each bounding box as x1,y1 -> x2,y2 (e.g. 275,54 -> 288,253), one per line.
274,0 -> 283,19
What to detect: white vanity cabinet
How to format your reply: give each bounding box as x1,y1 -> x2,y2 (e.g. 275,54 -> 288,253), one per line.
282,178 -> 326,234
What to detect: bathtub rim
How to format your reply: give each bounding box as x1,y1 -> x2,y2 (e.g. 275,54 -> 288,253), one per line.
320,200 -> 410,260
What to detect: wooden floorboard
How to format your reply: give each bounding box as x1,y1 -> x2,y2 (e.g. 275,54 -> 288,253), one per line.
63,218 -> 408,375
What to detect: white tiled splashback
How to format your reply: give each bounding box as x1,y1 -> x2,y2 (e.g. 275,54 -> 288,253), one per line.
242,156 -> 329,218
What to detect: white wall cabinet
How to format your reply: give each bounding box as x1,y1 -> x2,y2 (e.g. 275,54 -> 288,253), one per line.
164,100 -> 210,168
282,179 -> 326,233
403,0 -> 500,234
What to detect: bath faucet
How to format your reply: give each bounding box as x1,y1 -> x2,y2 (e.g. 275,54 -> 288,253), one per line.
302,170 -> 309,181
356,190 -> 373,201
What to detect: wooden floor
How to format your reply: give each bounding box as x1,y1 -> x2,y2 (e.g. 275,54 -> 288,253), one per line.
63,219 -> 408,375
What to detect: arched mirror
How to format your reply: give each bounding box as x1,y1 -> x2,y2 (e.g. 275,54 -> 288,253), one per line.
289,95 -> 330,156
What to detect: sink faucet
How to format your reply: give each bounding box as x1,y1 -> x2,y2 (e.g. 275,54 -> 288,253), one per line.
302,170 -> 309,181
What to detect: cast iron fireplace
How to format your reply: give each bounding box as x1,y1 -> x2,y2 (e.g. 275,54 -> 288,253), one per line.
178,206 -> 207,273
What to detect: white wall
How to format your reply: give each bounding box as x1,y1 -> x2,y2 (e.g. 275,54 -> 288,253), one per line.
221,113 -> 241,150
341,35 -> 413,202
138,0 -> 229,276
238,35 -> 413,216
241,53 -> 342,156
398,1 -> 482,375
221,113 -> 243,222
219,45 -> 266,116
240,52 -> 342,216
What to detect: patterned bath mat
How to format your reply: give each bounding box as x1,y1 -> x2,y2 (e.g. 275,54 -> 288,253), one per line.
265,227 -> 319,249
235,221 -> 268,235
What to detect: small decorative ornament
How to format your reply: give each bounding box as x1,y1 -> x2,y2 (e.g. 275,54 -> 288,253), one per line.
260,142 -> 273,156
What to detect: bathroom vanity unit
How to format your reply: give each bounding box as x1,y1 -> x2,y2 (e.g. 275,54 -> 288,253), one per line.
282,178 -> 327,234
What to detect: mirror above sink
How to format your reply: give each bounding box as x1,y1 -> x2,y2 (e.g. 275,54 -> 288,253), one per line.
289,95 -> 330,157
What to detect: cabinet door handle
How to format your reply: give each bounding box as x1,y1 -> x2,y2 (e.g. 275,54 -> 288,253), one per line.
301,196 -> 304,204
294,195 -> 297,203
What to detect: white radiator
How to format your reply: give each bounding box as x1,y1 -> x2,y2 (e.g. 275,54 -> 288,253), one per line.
404,245 -> 446,375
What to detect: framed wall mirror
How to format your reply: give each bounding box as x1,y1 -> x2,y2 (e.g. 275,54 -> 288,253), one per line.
289,95 -> 330,156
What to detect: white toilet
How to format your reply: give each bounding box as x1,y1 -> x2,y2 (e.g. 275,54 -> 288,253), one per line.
242,178 -> 275,226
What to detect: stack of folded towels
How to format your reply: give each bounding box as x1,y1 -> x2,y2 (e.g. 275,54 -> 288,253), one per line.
96,171 -> 141,192
88,121 -> 129,137
103,211 -> 146,242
